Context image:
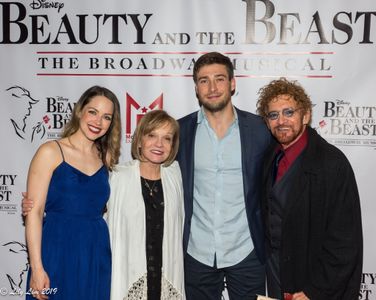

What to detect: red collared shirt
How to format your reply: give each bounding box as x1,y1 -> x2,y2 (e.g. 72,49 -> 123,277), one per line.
275,128 -> 308,182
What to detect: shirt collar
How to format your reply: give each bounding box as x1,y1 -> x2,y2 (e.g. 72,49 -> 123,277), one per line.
197,105 -> 239,124
276,127 -> 308,162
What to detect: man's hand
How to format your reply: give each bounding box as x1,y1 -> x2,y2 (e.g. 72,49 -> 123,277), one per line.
22,192 -> 34,216
291,292 -> 309,300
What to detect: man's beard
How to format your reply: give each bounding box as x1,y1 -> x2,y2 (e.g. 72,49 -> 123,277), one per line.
199,97 -> 230,113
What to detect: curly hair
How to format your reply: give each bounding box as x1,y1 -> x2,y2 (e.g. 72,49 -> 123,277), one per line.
62,85 -> 121,170
131,110 -> 179,167
193,52 -> 234,83
256,77 -> 312,120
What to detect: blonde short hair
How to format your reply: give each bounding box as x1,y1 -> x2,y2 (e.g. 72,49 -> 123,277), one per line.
131,110 -> 179,167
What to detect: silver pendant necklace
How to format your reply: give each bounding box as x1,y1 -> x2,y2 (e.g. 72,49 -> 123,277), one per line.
143,178 -> 158,197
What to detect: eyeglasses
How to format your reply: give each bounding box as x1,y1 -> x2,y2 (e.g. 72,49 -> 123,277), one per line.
266,107 -> 302,120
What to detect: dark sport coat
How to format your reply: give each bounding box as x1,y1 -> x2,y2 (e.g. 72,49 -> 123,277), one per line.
262,126 -> 363,299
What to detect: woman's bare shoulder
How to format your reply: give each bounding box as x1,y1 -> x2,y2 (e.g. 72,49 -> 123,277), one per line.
31,140 -> 64,169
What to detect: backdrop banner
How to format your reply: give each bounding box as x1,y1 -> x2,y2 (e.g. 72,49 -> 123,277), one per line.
0,0 -> 375,299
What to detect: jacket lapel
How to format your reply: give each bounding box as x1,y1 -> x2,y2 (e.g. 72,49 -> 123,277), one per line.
282,127 -> 321,222
237,108 -> 252,197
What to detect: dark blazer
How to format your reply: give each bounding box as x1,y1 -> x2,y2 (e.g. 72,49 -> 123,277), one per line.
177,107 -> 271,263
262,126 -> 363,300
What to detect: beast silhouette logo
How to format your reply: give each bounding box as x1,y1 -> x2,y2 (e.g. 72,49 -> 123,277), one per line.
1,241 -> 29,293
6,86 -> 47,142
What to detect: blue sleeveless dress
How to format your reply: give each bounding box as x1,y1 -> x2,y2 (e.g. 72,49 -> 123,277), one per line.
26,143 -> 111,300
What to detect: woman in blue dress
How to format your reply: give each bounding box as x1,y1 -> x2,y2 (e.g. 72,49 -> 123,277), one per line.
24,86 -> 121,300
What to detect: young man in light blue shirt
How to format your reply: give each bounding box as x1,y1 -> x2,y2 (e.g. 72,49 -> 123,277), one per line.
177,52 -> 271,300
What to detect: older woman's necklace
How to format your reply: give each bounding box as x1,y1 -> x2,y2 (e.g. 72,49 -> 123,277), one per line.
143,178 -> 159,197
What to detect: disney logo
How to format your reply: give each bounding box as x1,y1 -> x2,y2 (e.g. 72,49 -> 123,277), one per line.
335,99 -> 350,105
30,0 -> 64,13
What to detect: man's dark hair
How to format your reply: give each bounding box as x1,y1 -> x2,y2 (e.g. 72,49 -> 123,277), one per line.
193,52 -> 234,83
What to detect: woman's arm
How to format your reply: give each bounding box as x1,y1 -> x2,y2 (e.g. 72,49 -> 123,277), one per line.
25,142 -> 60,300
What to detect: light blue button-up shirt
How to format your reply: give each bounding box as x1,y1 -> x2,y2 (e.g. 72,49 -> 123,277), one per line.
187,107 -> 254,268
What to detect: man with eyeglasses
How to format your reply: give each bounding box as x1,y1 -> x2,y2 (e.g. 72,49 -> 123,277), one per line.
256,77 -> 363,300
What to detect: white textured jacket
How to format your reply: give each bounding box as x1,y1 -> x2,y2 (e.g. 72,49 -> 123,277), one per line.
106,160 -> 185,300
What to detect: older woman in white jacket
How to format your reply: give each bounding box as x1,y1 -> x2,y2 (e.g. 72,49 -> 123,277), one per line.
106,110 -> 185,300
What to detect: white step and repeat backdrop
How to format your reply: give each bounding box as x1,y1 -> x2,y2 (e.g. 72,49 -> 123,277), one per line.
0,0 -> 375,299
